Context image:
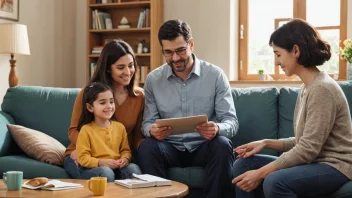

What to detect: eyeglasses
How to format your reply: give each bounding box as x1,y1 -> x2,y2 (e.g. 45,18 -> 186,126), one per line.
162,43 -> 189,57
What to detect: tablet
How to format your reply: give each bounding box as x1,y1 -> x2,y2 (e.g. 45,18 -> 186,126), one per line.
156,115 -> 208,135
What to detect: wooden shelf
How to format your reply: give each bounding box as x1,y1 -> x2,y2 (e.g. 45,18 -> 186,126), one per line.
90,28 -> 150,33
89,53 -> 150,58
86,0 -> 164,83
136,53 -> 150,57
90,1 -> 150,9
230,80 -> 302,84
89,54 -> 100,58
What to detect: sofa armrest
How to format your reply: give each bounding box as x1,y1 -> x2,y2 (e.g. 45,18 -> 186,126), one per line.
0,111 -> 19,156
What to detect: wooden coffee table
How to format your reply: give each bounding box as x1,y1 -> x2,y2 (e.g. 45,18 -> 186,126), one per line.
0,179 -> 189,197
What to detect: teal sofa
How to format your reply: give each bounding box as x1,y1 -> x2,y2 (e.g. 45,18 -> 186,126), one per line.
0,85 -> 351,198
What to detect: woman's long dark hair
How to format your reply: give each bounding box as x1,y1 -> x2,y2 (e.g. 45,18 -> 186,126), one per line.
77,82 -> 113,131
90,40 -> 139,97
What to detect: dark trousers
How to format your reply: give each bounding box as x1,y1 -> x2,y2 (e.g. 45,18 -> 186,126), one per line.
232,154 -> 349,198
137,136 -> 235,198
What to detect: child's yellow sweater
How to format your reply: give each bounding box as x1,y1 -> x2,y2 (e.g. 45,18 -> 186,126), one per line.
77,121 -> 132,168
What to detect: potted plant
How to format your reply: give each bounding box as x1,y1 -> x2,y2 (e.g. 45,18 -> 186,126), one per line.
340,39 -> 352,80
258,69 -> 265,80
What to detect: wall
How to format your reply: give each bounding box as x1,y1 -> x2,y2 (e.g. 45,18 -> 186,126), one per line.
349,0 -> 352,39
75,0 -> 87,88
164,0 -> 237,80
0,0 -> 351,104
72,0 -> 352,88
0,0 -> 77,104
164,0 -> 352,86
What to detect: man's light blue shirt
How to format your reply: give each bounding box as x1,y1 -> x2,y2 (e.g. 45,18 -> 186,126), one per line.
142,55 -> 239,152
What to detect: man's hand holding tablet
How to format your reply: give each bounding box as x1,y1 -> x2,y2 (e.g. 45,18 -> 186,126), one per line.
155,115 -> 208,138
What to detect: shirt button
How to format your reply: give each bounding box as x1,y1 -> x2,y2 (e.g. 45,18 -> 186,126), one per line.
183,84 -> 186,86
182,99 -> 185,101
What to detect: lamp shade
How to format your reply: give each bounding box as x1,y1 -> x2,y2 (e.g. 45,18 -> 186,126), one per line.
0,24 -> 30,55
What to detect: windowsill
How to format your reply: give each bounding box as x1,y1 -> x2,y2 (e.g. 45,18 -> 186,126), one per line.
230,80 -> 347,84
230,80 -> 302,84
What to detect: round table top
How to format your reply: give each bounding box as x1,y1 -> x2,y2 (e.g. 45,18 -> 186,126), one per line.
0,179 -> 189,198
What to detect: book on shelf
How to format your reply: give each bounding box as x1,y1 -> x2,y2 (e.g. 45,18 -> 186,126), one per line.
102,0 -> 113,3
137,8 -> 150,28
140,66 -> 149,83
22,180 -> 83,191
90,62 -> 97,78
114,174 -> 172,189
92,46 -> 103,54
92,9 -> 112,30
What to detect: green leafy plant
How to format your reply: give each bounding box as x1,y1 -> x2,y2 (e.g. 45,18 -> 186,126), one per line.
340,39 -> 352,63
258,69 -> 264,74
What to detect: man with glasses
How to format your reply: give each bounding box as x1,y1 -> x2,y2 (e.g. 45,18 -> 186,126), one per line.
138,19 -> 238,198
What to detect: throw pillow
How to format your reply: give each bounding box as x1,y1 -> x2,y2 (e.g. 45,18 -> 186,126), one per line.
7,124 -> 66,165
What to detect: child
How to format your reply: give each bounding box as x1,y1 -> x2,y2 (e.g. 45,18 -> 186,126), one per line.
75,82 -> 141,182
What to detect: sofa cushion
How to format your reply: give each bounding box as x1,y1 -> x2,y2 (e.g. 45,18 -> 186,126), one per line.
7,124 -> 66,165
0,155 -> 70,179
278,87 -> 300,139
338,81 -> 352,116
298,181 -> 352,198
231,87 -> 279,156
326,181 -> 352,198
1,86 -> 80,147
279,82 -> 352,140
0,111 -> 21,157
167,167 -> 205,189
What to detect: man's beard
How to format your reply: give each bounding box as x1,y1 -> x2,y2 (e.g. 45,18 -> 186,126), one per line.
168,57 -> 189,72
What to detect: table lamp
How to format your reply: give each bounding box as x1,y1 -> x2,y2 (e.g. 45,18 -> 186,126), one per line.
0,23 -> 30,87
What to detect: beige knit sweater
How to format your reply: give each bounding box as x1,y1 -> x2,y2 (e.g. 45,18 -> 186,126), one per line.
274,72 -> 352,179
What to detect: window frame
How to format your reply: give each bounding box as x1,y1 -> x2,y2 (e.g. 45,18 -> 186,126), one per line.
238,0 -> 348,80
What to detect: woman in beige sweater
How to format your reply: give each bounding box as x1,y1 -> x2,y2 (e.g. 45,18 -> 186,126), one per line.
232,18 -> 352,198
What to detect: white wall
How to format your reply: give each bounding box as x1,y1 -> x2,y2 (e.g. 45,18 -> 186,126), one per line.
0,0 -> 77,104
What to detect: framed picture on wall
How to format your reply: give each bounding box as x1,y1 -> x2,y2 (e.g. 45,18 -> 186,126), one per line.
0,0 -> 19,21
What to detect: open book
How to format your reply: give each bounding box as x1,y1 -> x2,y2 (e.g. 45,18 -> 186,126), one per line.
22,180 -> 84,191
114,174 -> 172,189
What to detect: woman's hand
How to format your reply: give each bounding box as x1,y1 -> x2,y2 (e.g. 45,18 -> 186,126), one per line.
70,150 -> 79,165
98,159 -> 119,169
116,158 -> 129,168
233,140 -> 266,158
232,170 -> 263,192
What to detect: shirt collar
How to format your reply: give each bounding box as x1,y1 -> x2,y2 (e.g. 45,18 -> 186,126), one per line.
166,54 -> 200,79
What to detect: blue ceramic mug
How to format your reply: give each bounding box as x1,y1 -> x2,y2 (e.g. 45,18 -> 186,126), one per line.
3,171 -> 23,190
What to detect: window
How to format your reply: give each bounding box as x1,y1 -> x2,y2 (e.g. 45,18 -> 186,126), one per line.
239,0 -> 347,80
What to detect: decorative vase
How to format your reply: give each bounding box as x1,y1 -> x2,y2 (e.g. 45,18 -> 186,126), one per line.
258,74 -> 264,80
348,62 -> 352,81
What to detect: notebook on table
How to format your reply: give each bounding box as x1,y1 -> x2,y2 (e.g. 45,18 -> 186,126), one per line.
114,174 -> 172,189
